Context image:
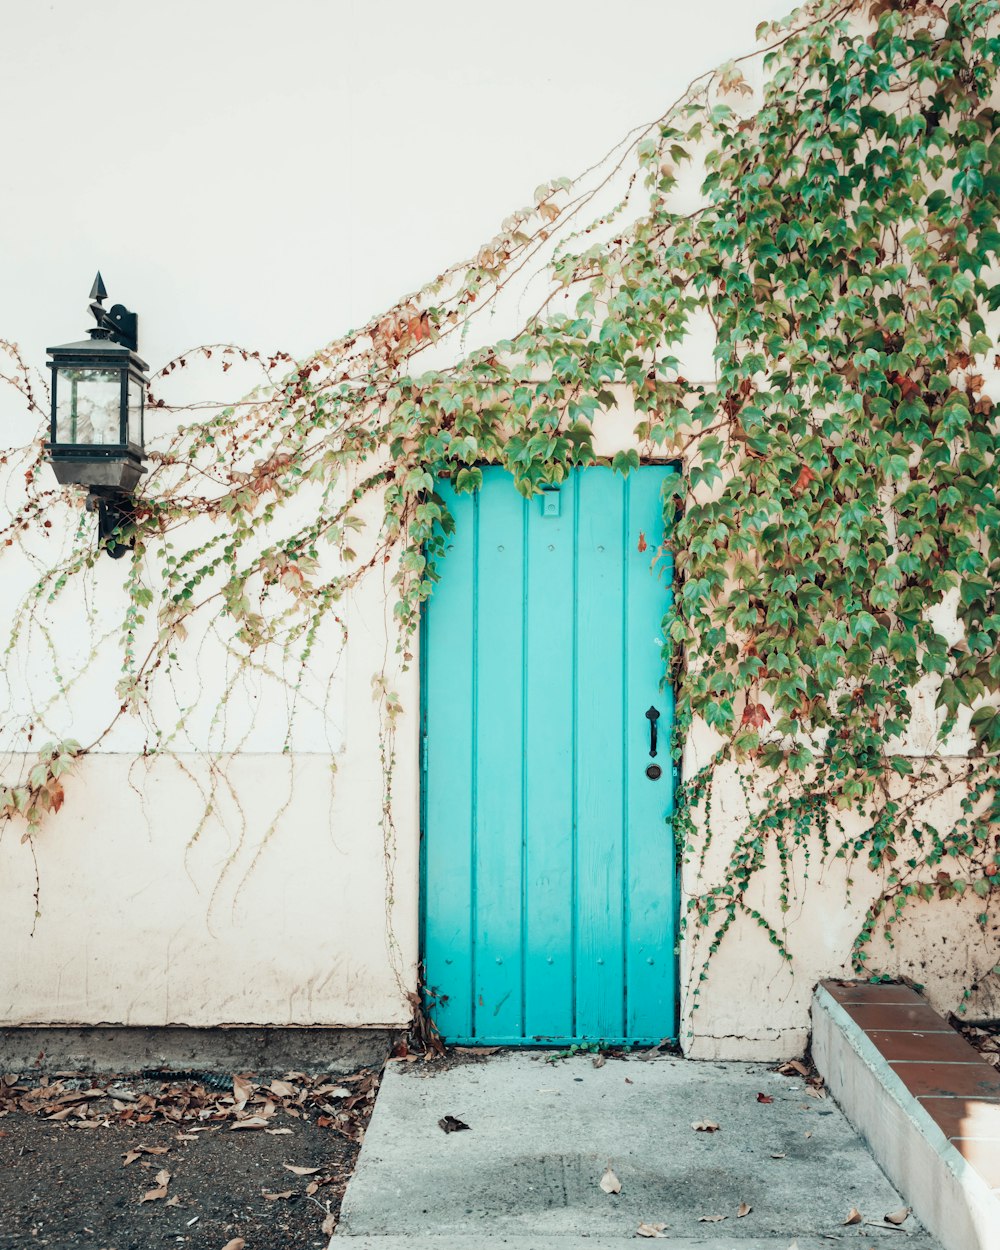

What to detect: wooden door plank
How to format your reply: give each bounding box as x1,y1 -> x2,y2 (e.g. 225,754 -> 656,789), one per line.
473,471 -> 526,1039
423,481 -> 477,1040
625,465 -> 678,1039
523,476 -> 576,1040
574,469 -> 627,1039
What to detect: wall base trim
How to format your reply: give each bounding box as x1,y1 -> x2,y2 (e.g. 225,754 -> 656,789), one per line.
0,1025 -> 396,1074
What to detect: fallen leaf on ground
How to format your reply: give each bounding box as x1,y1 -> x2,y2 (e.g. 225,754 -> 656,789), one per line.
262,1190 -> 295,1201
265,1127 -> 294,1135
229,1116 -> 271,1130
804,1085 -> 827,1099
438,1115 -> 470,1133
804,1130 -> 812,1138
691,1119 -> 721,1132
844,1208 -> 862,1225
139,1171 -> 172,1204
756,1092 -> 774,1103
283,1164 -> 321,1176
233,1074 -> 255,1110
698,1214 -> 726,1222
778,1060 -> 810,1077
166,1196 -> 180,1207
123,1144 -> 169,1166
592,1054 -> 606,1068
738,1202 -> 752,1217
884,1207 -> 910,1225
221,1241 -> 245,1250
770,1152 -> 786,1159
600,1166 -> 622,1194
636,1222 -> 667,1237
624,1077 -> 633,1084
321,1212 -> 336,1235
269,1079 -> 298,1098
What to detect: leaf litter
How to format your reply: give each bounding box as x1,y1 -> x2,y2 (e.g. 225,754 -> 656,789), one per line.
0,1067 -> 380,1142
0,1065 -> 383,1244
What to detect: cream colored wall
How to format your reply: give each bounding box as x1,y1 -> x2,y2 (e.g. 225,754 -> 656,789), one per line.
677,749 -> 1000,1060
0,499 -> 421,1028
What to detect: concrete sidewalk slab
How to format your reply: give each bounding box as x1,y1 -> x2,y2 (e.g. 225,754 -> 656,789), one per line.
335,1053 -> 939,1245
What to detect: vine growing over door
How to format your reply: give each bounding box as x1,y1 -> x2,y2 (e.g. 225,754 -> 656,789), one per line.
1,0 -> 998,994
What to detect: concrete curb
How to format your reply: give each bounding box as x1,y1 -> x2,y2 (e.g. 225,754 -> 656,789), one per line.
812,985 -> 1000,1250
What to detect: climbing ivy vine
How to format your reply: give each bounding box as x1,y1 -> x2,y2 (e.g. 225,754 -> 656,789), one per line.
1,0 -> 999,998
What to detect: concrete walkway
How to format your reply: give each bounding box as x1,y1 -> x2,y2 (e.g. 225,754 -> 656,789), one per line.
333,1052 -> 939,1248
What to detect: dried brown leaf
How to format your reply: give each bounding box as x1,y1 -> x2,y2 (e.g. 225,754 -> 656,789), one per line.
283,1164 -> 321,1176
884,1207 -> 910,1226
262,1189 -> 295,1201
691,1119 -> 720,1132
636,1221 -> 668,1237
233,1074 -> 254,1110
229,1115 -> 271,1130
698,1214 -> 726,1222
321,1212 -> 336,1235
599,1166 -> 622,1195
221,1241 -> 246,1250
756,1092 -> 774,1104
737,1202 -> 752,1217
844,1207 -> 862,1225
778,1060 -> 809,1077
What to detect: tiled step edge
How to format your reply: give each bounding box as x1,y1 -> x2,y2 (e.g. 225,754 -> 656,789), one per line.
812,983 -> 1000,1250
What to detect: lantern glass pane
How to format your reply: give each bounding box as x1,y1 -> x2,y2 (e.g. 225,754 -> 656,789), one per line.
127,376 -> 143,447
55,368 -> 121,444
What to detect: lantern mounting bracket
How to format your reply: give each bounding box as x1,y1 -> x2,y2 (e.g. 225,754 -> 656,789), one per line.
87,271 -> 138,352
85,487 -> 135,560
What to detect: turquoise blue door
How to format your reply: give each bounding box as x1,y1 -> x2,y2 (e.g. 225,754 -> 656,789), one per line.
421,465 -> 677,1045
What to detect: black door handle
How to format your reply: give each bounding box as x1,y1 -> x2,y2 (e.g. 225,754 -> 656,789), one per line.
645,705 -> 660,758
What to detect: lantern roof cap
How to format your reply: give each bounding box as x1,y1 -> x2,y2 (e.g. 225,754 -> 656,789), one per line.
46,336 -> 149,371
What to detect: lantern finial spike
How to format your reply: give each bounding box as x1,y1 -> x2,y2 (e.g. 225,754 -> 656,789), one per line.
89,272 -> 108,304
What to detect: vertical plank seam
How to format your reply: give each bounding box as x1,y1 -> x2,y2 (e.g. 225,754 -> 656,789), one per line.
571,471 -> 580,1039
418,592 -> 428,1018
520,494 -> 529,1040
622,474 -> 631,1040
470,486 -> 480,1039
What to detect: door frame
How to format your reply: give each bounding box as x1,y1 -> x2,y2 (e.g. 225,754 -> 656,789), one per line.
417,459 -> 683,1046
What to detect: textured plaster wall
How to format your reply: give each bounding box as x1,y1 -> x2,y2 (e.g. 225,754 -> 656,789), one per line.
0,503 -> 421,1028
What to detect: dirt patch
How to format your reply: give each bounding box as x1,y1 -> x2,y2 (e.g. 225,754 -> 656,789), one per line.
0,1067 -> 382,1249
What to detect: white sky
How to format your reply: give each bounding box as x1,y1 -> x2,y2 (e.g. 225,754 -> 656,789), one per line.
1,0 -> 795,370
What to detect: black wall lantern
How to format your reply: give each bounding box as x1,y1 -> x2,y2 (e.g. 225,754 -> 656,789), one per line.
46,274 -> 148,557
